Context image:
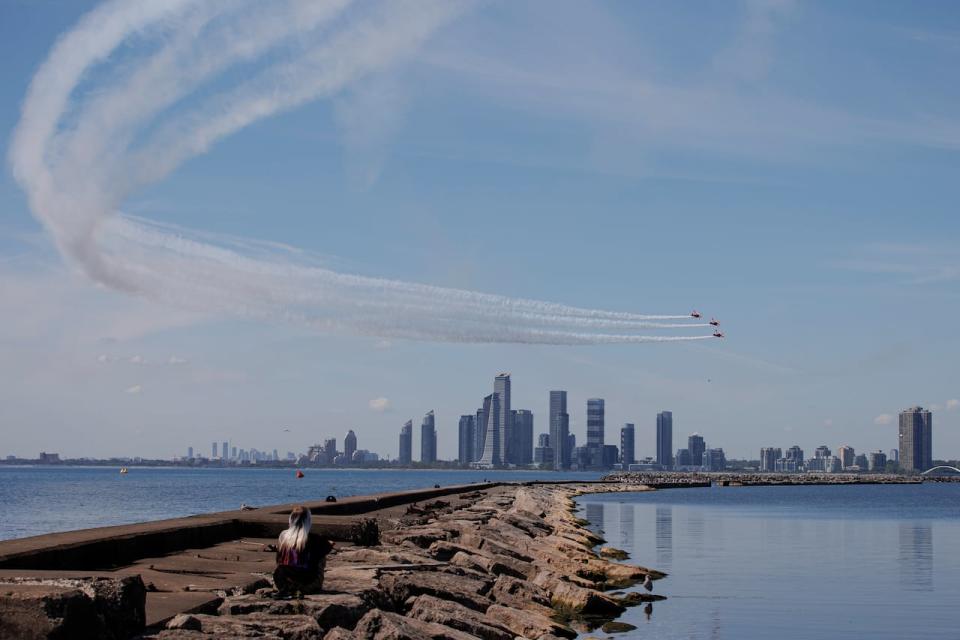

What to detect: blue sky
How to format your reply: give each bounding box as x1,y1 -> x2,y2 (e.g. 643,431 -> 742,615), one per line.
1,0 -> 958,461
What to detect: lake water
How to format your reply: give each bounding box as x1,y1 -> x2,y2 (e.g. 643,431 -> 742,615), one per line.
576,484 -> 960,639
0,466 -> 602,541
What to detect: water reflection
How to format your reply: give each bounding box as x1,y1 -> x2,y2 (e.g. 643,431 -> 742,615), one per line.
898,522 -> 933,591
656,506 -> 673,568
619,502 -> 635,549
585,502 -> 604,536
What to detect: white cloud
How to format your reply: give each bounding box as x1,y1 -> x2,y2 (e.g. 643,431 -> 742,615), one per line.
97,354 -> 112,363
947,399 -> 959,411
166,356 -> 189,366
128,355 -> 145,365
124,384 -> 142,394
874,414 -> 893,426
369,397 -> 391,412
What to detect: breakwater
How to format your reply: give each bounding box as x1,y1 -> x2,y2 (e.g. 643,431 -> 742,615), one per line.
0,481 -> 662,639
602,471 -> 954,487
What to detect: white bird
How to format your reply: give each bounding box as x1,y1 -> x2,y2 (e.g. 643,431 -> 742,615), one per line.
642,575 -> 653,592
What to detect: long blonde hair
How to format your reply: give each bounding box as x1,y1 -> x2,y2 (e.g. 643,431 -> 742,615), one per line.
278,505 -> 311,552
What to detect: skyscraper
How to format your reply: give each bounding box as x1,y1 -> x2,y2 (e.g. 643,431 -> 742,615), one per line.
211,442 -> 217,458
344,430 -> 357,462
421,411 -> 437,464
587,398 -> 605,468
837,445 -> 855,470
534,433 -> 553,466
899,406 -> 933,472
222,441 -> 229,461
477,393 -> 501,466
688,433 -> 705,467
513,409 -> 534,465
620,424 -> 636,466
495,373 -> 511,464
458,415 -> 475,463
656,411 -> 673,469
324,438 -> 337,462
475,407 -> 485,462
398,421 -> 412,465
760,447 -> 781,472
549,391 -> 569,470
187,446 -> 193,459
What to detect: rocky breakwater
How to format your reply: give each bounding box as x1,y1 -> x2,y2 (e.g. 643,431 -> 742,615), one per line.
146,482 -> 665,639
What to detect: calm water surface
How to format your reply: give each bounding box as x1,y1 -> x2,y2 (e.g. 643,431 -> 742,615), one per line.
0,466 -> 602,541
577,484 -> 960,639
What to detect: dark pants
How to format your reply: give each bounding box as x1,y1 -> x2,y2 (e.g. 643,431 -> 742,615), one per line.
273,561 -> 324,595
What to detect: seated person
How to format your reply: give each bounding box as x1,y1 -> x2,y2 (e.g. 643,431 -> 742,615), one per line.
273,505 -> 333,595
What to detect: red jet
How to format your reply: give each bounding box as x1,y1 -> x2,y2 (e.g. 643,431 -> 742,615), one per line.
691,310 -> 701,318
709,318 -> 720,326
713,331 -> 725,338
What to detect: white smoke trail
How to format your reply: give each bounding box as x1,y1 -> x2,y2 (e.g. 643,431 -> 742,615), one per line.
9,0 -> 715,345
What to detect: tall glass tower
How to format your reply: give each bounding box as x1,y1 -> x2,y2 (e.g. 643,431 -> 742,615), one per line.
420,411 -> 437,464
549,390 -> 568,470
495,373 -> 511,464
587,398 -> 605,468
899,406 -> 932,472
656,411 -> 673,469
398,421 -> 412,465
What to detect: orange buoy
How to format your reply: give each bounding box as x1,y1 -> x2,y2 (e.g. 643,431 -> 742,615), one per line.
296,469 -> 304,479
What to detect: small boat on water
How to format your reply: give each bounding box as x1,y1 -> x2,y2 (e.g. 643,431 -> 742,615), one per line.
296,469 -> 304,479
119,467 -> 128,474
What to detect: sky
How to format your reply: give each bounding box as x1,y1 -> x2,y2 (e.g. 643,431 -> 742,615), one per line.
0,0 -> 958,462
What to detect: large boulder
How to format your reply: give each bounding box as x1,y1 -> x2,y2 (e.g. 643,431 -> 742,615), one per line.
164,612 -> 322,639
0,576 -> 146,640
377,571 -> 491,612
483,604 -> 576,640
406,595 -> 513,640
218,593 -> 368,630
487,575 -> 553,615
348,609 -> 477,640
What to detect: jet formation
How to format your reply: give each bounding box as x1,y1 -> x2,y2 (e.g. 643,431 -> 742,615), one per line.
691,311 -> 725,338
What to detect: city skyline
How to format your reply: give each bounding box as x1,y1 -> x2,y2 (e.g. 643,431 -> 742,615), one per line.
1,2 -> 959,460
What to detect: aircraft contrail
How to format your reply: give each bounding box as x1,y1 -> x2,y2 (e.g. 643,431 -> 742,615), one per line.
9,0 -> 716,345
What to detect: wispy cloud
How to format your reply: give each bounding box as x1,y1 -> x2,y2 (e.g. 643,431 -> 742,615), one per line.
874,413 -> 893,426
947,399 -> 960,411
369,397 -> 391,412
124,384 -> 142,395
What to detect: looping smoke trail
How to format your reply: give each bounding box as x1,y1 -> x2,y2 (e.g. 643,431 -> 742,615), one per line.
10,0 -> 715,345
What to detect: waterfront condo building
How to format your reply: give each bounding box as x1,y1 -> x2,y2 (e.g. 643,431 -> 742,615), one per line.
688,433 -> 705,467
837,445 -> 855,470
344,430 -> 357,462
656,411 -> 673,469
587,398 -> 605,468
620,423 -> 636,466
398,421 -> 413,465
495,373 -> 512,464
549,390 -> 569,470
898,406 -> 932,472
760,447 -> 781,472
421,411 -> 437,464
476,393 -> 501,466
513,409 -> 534,465
458,415 -> 475,463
